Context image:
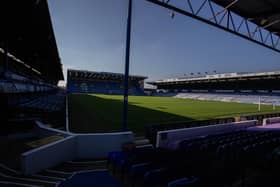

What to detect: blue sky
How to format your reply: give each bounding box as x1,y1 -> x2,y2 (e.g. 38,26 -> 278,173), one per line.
48,0 -> 280,83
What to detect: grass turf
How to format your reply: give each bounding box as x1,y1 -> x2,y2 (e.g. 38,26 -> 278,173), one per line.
68,94 -> 280,134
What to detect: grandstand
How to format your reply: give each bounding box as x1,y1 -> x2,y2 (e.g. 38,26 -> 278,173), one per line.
149,71 -> 280,92
67,69 -> 146,95
0,1 -> 67,185
174,93 -> 280,105
108,121 -> 280,187
0,0 -> 65,125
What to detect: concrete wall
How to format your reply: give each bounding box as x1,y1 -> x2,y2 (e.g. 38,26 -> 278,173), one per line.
156,120 -> 257,148
76,132 -> 134,159
21,136 -> 77,175
21,123 -> 134,175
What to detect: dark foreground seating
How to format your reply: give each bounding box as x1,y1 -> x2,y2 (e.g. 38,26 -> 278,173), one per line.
108,130 -> 280,187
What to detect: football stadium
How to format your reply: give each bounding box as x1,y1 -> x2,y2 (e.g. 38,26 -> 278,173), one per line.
1,0 -> 280,187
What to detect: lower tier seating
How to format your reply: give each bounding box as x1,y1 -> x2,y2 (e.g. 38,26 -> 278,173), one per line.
108,130 -> 280,187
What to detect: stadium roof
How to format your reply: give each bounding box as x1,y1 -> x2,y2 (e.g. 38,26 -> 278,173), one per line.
0,0 -> 64,82
211,0 -> 280,36
67,69 -> 147,81
147,0 -> 280,53
149,71 -> 280,85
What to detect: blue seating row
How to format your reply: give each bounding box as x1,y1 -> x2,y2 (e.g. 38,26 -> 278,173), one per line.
108,130 -> 280,187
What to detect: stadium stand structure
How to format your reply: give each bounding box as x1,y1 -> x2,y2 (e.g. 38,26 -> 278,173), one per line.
147,0 -> 280,53
149,71 -> 280,92
67,69 -> 146,95
0,0 -> 66,181
173,92 -> 280,105
108,119 -> 280,187
0,0 -> 65,125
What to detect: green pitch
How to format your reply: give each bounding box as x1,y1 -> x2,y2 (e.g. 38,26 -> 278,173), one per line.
68,94 -> 280,134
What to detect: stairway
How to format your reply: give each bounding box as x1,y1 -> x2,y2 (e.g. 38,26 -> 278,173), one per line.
134,136 -> 153,149
0,138 -> 152,187
0,159 -> 108,187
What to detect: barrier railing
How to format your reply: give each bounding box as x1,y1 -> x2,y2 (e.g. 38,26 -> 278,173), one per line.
146,112 -> 280,145
240,112 -> 280,124
145,117 -> 235,145
156,120 -> 257,149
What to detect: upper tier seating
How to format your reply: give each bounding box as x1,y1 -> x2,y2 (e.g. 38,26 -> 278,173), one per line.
173,92 -> 280,105
67,80 -> 145,95
19,94 -> 65,112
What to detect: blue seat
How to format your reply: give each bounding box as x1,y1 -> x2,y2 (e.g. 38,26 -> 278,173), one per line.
129,162 -> 152,185
107,151 -> 123,164
107,151 -> 128,172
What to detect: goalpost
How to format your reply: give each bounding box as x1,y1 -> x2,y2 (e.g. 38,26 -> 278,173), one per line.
258,96 -> 278,111
258,96 -> 261,111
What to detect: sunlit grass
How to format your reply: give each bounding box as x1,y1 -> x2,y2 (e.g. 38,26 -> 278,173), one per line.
68,94 -> 280,134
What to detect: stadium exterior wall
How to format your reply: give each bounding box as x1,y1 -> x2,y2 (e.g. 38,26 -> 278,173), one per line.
21,122 -> 134,175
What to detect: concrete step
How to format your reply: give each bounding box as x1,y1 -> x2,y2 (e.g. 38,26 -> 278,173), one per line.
67,159 -> 107,164
134,136 -> 146,140
0,180 -> 46,187
135,144 -> 154,149
134,139 -> 150,146
31,174 -> 65,182
39,170 -> 72,179
51,161 -> 107,172
0,173 -> 58,187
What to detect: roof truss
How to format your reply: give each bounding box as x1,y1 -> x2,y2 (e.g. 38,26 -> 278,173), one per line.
146,0 -> 280,53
